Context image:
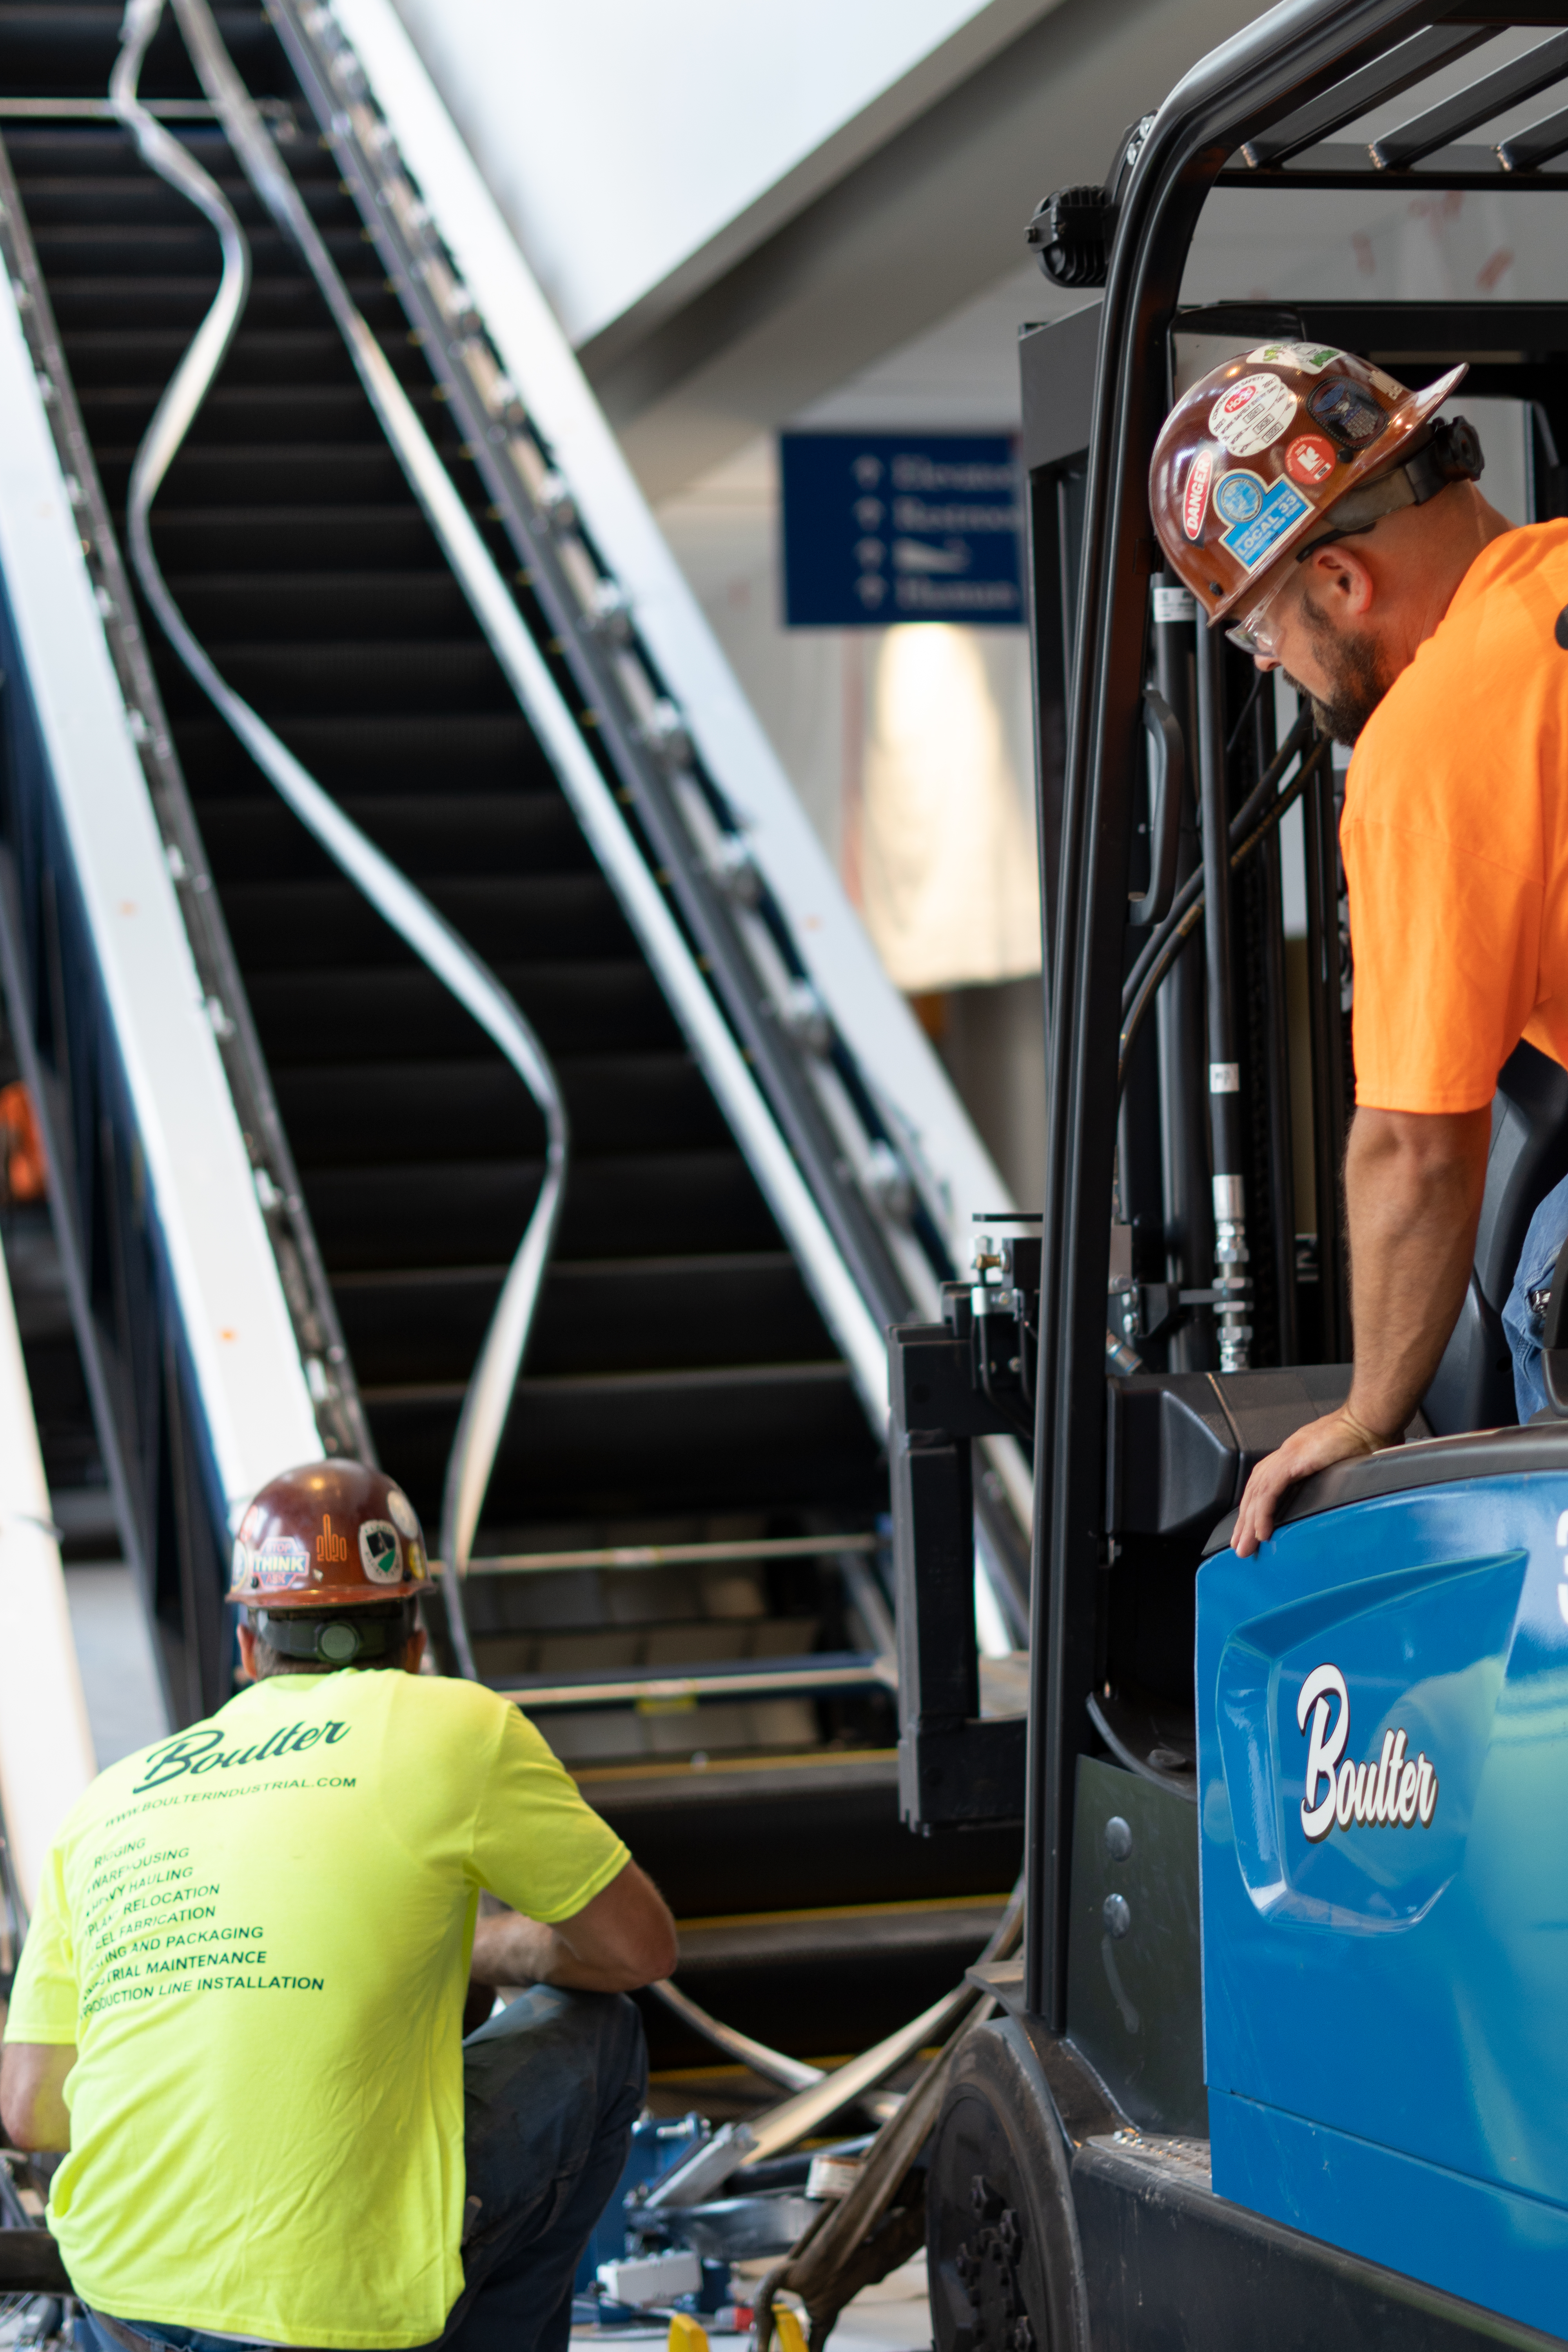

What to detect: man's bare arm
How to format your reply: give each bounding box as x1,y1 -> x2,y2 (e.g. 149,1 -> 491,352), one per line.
1233,1104 -> 1491,1557
0,2042 -> 76,2151
469,1860 -> 677,1995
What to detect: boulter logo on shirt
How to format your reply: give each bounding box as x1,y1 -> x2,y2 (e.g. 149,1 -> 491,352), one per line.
133,1720 -> 353,1795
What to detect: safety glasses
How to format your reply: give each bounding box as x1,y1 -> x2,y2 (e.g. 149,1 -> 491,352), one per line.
1224,568 -> 1301,659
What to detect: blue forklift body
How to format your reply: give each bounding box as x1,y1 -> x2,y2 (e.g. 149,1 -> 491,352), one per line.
1200,1462 -> 1568,2333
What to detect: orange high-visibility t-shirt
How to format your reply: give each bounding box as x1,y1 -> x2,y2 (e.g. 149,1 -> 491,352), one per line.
1341,517 -> 1568,1113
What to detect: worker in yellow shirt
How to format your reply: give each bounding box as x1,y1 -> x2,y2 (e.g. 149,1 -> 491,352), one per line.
0,1459 -> 677,2352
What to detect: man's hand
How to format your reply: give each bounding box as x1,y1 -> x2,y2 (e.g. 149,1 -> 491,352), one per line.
1231,1101 -> 1491,1559
1232,1408 -> 1383,1557
0,2042 -> 75,2151
470,1860 -> 677,1996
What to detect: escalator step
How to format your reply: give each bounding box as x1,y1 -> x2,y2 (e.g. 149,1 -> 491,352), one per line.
334,1254 -> 843,1384
301,1152 -> 780,1268
246,963 -> 675,1062
366,1363 -> 878,1522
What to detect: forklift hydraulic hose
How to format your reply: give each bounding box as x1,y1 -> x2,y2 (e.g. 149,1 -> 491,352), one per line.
1122,706 -> 1315,1019
1117,726 -> 1332,1091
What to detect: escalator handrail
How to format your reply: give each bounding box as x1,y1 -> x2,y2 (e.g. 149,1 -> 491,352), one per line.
113,0 -> 569,1679
157,0 -> 891,1425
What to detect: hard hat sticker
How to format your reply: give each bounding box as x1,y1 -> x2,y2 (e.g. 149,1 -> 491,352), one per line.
240,1534 -> 312,1592
1247,341 -> 1339,374
359,1519 -> 402,1582
1285,432 -> 1336,487
1220,476 -> 1312,573
1213,470 -> 1265,527
1307,376 -> 1387,450
1182,448 -> 1213,539
1208,372 -> 1297,459
386,1486 -> 420,1540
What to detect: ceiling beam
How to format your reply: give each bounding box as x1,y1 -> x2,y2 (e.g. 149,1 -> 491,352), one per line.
579,0 -> 1268,497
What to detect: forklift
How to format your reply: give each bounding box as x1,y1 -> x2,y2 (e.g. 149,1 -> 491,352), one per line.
889,0 -> 1568,2340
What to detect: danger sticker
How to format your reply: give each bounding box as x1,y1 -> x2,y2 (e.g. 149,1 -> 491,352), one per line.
1209,372 -> 1297,459
1220,476 -> 1312,573
1285,432 -> 1336,487
1213,470 -> 1265,527
1247,341 -> 1340,375
1183,448 -> 1214,539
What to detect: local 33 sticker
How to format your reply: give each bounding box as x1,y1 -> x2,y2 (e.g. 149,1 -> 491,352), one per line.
1208,371 -> 1298,459
1285,432 -> 1336,487
1213,470 -> 1265,527
1182,446 -> 1214,539
1220,476 -> 1312,573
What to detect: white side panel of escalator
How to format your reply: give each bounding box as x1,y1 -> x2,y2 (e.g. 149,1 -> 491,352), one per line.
0,273 -> 323,1517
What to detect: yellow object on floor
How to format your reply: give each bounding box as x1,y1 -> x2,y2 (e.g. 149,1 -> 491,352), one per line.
773,2313 -> 809,2352
668,2318 -> 708,2352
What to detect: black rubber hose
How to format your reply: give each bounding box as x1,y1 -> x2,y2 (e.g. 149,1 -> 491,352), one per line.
1118,728 -> 1333,1090
1122,704 -> 1317,1021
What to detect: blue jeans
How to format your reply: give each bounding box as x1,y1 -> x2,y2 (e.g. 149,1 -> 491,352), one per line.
77,1985 -> 646,2352
1503,1169 -> 1568,1421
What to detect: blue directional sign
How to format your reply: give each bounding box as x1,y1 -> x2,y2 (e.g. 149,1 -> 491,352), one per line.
779,433 -> 1024,628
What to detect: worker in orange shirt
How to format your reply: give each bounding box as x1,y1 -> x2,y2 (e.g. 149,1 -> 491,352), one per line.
1147,345 -> 1568,1552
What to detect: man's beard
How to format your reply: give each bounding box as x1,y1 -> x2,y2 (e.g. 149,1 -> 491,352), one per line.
1284,593 -> 1393,746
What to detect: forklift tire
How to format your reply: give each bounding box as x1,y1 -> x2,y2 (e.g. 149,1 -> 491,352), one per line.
926,2018 -> 1089,2352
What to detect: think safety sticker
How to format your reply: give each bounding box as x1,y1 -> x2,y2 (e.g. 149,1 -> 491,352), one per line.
1220,476 -> 1312,572
233,1534 -> 312,1593
386,1486 -> 420,1541
1208,372 -> 1298,459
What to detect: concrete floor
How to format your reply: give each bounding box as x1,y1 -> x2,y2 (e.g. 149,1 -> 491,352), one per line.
568,2256 -> 932,2349
62,1561 -> 169,1767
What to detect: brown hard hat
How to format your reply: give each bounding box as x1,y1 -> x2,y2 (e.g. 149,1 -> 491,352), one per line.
228,1459 -> 428,1609
1150,343 -> 1468,625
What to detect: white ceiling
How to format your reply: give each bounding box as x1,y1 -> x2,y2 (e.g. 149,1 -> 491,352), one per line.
387,0 -> 1035,345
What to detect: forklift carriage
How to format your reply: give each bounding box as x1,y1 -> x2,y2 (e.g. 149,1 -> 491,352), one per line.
889,0 -> 1568,2340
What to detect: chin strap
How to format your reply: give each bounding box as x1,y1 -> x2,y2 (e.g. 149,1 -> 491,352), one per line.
1295,416 -> 1485,560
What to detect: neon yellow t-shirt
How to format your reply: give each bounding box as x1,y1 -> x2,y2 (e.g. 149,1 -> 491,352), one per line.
3,1668 -> 629,2348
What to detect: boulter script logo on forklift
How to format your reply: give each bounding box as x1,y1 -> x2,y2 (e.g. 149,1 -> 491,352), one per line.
1297,1662 -> 1439,1841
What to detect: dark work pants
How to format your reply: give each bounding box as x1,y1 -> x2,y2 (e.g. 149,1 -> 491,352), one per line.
79,1986 -> 647,2352
444,1984 -> 646,2352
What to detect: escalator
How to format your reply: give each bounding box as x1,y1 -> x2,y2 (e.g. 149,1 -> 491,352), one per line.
0,0 -> 1025,2058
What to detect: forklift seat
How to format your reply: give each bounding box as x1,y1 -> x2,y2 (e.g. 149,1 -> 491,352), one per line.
1421,1039 -> 1568,1437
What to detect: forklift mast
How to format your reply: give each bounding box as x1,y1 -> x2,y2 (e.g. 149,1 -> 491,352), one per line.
892,0 -> 1568,2339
